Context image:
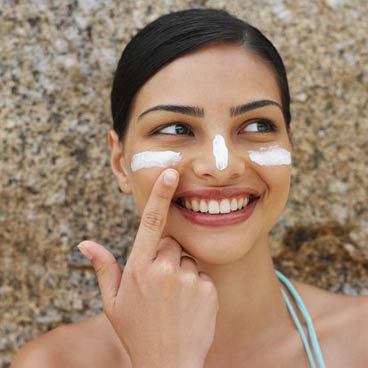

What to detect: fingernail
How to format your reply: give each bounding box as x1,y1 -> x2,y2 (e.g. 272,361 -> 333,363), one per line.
77,244 -> 93,260
163,169 -> 177,186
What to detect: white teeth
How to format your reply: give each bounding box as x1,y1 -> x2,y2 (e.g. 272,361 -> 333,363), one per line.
182,195 -> 256,213
191,199 -> 199,212
208,200 -> 220,214
199,199 -> 208,213
230,198 -> 238,211
219,199 -> 231,214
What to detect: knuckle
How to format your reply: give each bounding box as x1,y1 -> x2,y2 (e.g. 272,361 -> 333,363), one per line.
154,260 -> 176,276
199,277 -> 217,295
142,209 -> 163,231
209,288 -> 219,305
180,272 -> 197,287
123,264 -> 142,284
203,286 -> 218,306
199,271 -> 211,282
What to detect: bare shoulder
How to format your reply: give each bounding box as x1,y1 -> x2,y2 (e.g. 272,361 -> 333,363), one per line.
11,313 -> 131,368
292,278 -> 368,367
10,330 -> 58,368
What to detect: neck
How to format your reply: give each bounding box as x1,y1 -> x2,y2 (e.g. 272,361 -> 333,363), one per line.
196,233 -> 294,360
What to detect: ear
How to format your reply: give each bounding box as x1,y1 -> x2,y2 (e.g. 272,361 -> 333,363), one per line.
108,129 -> 132,194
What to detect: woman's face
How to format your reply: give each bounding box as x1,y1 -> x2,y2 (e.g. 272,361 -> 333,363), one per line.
110,43 -> 292,265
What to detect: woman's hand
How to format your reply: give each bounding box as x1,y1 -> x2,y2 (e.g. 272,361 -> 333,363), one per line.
77,169 -> 219,368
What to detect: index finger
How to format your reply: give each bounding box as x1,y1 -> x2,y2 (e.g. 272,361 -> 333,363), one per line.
128,168 -> 179,264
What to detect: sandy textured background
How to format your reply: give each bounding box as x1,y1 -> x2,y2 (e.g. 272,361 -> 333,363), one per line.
1,0 -> 367,366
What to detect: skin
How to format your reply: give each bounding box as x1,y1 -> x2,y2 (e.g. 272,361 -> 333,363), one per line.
111,42 -> 295,362
11,43 -> 368,368
108,42 -> 368,366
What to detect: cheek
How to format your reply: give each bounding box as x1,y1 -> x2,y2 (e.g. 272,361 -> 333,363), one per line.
127,150 -> 184,213
130,170 -> 162,214
248,146 -> 292,167
259,165 -> 291,212
129,163 -> 187,215
130,151 -> 182,172
251,165 -> 292,234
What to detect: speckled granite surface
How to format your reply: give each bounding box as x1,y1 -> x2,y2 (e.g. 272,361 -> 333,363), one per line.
1,1 -> 367,366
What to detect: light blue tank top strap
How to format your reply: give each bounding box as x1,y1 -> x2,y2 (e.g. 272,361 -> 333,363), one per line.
275,270 -> 327,368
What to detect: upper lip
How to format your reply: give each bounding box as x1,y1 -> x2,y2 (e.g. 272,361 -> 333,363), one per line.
173,187 -> 261,201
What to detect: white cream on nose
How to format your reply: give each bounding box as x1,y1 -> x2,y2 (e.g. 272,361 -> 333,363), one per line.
248,146 -> 291,166
130,151 -> 182,172
212,134 -> 229,170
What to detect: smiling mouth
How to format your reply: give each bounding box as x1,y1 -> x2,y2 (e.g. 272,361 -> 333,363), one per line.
174,194 -> 260,214
172,194 -> 260,227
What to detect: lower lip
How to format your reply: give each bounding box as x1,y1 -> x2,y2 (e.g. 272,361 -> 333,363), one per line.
172,198 -> 259,227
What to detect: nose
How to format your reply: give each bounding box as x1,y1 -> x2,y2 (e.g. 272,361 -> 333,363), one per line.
191,135 -> 246,183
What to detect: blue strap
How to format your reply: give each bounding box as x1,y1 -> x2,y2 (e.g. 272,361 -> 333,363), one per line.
276,270 -> 327,368
281,287 -> 317,368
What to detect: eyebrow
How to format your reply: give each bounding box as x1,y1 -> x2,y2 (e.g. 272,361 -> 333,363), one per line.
137,99 -> 282,121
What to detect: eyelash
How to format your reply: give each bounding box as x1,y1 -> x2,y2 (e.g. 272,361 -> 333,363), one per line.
153,122 -> 194,136
153,119 -> 278,136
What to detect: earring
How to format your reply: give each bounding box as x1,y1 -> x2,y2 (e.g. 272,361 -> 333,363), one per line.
119,181 -> 131,194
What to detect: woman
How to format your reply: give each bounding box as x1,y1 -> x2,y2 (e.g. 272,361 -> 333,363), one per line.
12,8 -> 368,368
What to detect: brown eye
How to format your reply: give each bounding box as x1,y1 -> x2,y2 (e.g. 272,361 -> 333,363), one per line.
242,119 -> 277,133
156,122 -> 194,136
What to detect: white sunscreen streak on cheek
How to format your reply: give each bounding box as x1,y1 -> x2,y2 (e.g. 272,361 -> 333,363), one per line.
248,146 -> 292,166
212,134 -> 229,170
130,151 -> 182,172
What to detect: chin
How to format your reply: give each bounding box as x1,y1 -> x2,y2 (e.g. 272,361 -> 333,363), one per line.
166,224 -> 265,265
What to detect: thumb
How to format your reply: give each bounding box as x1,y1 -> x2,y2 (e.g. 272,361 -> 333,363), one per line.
77,240 -> 121,313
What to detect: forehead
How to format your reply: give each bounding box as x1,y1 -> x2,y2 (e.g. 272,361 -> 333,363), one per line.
130,42 -> 281,118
